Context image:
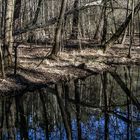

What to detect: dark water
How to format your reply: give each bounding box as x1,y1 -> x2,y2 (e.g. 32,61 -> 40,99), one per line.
0,65 -> 140,140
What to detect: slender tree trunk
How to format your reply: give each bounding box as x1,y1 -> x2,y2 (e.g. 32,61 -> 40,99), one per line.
49,0 -> 68,59
32,0 -> 43,25
101,0 -> 108,44
0,40 -> 5,78
14,0 -> 21,20
110,0 -> 116,33
70,0 -> 79,40
4,0 -> 15,66
93,7 -> 104,43
128,0 -> 135,58
121,0 -> 129,45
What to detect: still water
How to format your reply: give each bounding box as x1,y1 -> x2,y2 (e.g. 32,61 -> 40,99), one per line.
0,65 -> 140,140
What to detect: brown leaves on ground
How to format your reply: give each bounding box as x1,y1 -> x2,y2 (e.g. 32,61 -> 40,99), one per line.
0,38 -> 140,95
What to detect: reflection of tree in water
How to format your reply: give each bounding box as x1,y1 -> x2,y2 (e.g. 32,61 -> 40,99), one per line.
0,66 -> 140,140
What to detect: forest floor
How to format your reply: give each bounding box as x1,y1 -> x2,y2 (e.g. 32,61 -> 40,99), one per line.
0,36 -> 140,95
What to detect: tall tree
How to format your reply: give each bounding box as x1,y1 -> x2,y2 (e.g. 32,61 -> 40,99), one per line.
101,0 -> 108,44
32,0 -> 43,25
49,0 -> 68,59
0,40 -> 5,78
4,0 -> 15,66
70,0 -> 79,40
103,1 -> 140,52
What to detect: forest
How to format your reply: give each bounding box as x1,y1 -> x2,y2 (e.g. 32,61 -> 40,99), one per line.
0,0 -> 139,83
0,0 -> 140,139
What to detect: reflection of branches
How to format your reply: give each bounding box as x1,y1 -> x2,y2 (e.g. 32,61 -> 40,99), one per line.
109,110 -> 131,123
75,79 -> 82,140
15,95 -> 28,139
63,82 -> 72,137
39,90 -> 49,140
110,114 -> 125,139
102,72 -> 109,140
110,71 -> 140,111
55,84 -> 72,140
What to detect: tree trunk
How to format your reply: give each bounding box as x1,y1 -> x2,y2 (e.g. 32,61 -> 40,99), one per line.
14,0 -> 21,20
32,0 -> 43,25
93,7 -> 104,43
4,0 -> 15,65
70,0 -> 79,40
127,0 -> 135,58
49,0 -> 68,59
104,1 -> 140,52
101,0 -> 108,44
0,40 -> 5,78
121,0 -> 129,45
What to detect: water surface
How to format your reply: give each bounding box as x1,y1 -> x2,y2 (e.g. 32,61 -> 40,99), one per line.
0,65 -> 140,140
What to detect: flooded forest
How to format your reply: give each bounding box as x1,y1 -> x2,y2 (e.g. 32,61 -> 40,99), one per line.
0,0 -> 140,139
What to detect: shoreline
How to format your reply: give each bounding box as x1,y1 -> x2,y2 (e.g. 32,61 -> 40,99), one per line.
0,42 -> 140,96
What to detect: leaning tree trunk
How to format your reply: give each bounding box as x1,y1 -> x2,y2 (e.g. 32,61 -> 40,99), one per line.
49,0 -> 68,59
4,0 -> 15,66
32,0 -> 43,25
104,1 -> 140,52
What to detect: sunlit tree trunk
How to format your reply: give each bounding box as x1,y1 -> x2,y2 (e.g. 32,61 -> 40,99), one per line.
0,40 -> 5,78
4,0 -> 15,66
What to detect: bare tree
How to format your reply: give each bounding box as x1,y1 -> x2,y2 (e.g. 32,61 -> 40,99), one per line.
70,0 -> 79,40
4,0 -> 15,66
103,1 -> 140,52
48,0 -> 68,59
